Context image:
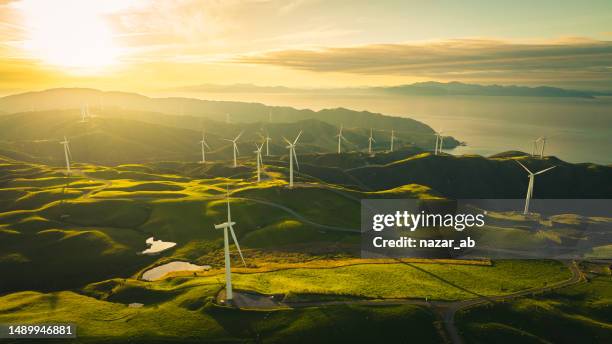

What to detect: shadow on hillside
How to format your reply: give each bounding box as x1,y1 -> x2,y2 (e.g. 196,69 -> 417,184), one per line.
397,260 -> 490,300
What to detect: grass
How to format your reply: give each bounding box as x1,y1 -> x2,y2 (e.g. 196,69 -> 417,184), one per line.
159,260 -> 570,301
0,156 -> 601,342
456,275 -> 612,343
0,287 -> 442,343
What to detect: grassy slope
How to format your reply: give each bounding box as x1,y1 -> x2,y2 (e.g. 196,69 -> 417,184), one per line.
199,260 -> 570,301
0,287 -> 442,343
346,152 -> 612,196
456,276 -> 612,343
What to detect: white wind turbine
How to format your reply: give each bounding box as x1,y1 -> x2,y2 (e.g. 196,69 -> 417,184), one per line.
224,132 -> 243,167
199,131 -> 210,164
254,143 -> 264,182
536,136 -> 548,159
213,188 -> 246,303
368,128 -> 376,154
60,136 -> 72,174
264,132 -> 272,156
336,124 -> 347,154
532,138 -> 540,156
389,130 -> 395,152
283,131 -> 302,188
80,104 -> 90,123
434,131 -> 444,155
515,160 -> 556,214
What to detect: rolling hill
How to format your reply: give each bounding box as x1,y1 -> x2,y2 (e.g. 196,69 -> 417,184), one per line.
0,88 -> 459,149
0,108 -> 455,165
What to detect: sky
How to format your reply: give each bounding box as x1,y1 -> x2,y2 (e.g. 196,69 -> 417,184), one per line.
0,0 -> 611,94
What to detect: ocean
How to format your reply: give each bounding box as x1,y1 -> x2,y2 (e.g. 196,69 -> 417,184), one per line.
174,92 -> 611,165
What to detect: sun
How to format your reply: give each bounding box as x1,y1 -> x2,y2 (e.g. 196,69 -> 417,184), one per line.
15,0 -> 124,70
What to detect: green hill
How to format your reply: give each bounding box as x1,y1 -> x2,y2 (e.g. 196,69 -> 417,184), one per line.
344,152 -> 612,197
0,88 -> 460,150
0,110 -> 450,165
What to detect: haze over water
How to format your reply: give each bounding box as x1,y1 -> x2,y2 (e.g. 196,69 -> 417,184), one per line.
166,92 -> 611,165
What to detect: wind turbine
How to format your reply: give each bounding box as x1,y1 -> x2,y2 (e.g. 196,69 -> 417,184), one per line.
199,131 -> 210,164
283,131 -> 302,188
254,143 -> 264,182
368,128 -> 376,154
336,124 -> 347,154
532,138 -> 540,156
264,132 -> 272,156
80,104 -> 90,123
536,137 -> 547,159
224,132 -> 243,167
213,188 -> 246,303
60,136 -> 72,175
515,160 -> 556,214
389,130 -> 395,152
434,131 -> 444,155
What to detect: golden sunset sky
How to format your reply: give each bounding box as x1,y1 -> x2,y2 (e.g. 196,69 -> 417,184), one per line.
1,0 -> 611,94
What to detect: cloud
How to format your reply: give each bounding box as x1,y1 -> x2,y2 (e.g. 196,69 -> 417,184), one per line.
235,38 -> 612,88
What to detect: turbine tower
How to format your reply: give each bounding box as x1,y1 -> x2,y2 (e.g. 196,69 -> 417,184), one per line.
199,131 -> 210,164
60,136 -> 72,175
515,160 -> 556,214
368,128 -> 376,154
224,132 -> 243,167
336,124 -> 347,154
283,131 -> 302,188
213,188 -> 246,303
254,143 -> 264,182
389,130 -> 395,152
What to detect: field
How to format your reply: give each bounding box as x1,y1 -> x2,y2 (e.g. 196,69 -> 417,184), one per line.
456,274 -> 612,343
0,142 -> 610,343
0,289 -> 443,343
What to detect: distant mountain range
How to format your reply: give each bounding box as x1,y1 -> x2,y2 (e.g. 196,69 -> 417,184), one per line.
171,81 -> 612,99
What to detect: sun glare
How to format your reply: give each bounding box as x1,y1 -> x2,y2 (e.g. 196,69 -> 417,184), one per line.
15,0 -> 125,70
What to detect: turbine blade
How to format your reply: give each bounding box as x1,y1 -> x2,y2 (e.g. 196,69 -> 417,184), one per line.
66,144 -> 72,159
282,137 -> 291,145
234,143 -> 240,156
229,225 -> 246,267
292,148 -> 299,170
293,130 -> 302,145
535,166 -> 557,175
235,131 -> 244,141
515,160 -> 533,174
